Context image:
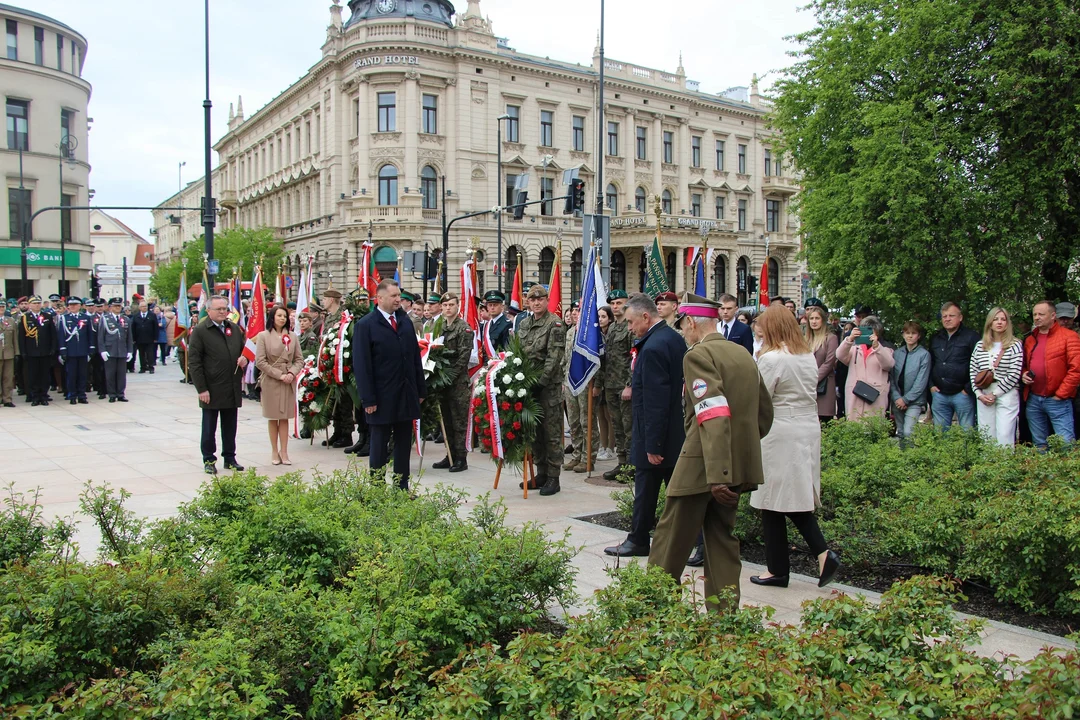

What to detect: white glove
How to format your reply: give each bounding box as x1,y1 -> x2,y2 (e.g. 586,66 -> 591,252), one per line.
101,351 -> 109,361
126,353 -> 132,362
58,356 -> 66,365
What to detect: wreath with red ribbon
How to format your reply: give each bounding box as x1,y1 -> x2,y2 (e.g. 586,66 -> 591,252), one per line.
469,335 -> 542,469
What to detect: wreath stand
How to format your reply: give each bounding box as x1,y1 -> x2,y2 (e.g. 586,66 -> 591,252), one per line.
493,450 -> 535,499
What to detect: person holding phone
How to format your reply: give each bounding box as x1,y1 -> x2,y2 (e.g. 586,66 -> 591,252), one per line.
836,316 -> 894,421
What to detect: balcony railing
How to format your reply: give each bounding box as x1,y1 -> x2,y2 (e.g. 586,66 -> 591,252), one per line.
762,176 -> 800,196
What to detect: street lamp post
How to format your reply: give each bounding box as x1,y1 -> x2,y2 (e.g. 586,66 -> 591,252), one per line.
202,0 -> 217,290
57,134 -> 78,295
179,161 -> 186,197
496,113 -> 510,293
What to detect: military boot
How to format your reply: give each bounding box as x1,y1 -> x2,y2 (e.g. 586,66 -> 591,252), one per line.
539,477 -> 561,496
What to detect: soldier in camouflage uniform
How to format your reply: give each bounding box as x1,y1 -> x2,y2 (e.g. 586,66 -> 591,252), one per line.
563,302 -> 598,473
431,292 -> 474,472
320,288 -> 354,448
603,289 -> 634,480
298,312 -> 318,355
518,284 -> 566,496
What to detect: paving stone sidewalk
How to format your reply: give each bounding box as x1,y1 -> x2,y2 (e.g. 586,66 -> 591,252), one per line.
0,361 -> 1072,663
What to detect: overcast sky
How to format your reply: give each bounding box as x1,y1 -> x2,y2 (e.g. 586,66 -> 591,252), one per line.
31,0 -> 814,239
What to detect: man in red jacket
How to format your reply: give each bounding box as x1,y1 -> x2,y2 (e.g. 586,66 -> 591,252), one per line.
1022,300 -> 1080,449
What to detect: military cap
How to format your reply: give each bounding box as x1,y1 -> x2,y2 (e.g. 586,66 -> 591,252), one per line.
109,297 -> 124,306
66,297 -> 82,305
95,298 -> 106,306
569,300 -> 580,310
483,290 -> 506,304
286,301 -> 297,310
322,288 -> 342,299
356,288 -> 369,299
526,284 -> 548,299
17,296 -> 27,303
29,295 -> 42,303
654,291 -> 679,304
309,301 -> 325,313
427,292 -> 442,304
400,290 -> 415,302
607,289 -> 628,302
804,297 -> 827,310
48,294 -> 61,302
675,293 -> 720,321
132,293 -> 142,299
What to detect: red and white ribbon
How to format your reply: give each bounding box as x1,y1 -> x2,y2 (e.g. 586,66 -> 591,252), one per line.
333,311 -> 352,384
413,418 -> 423,457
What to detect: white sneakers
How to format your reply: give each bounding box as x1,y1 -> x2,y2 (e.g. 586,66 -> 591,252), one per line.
596,447 -> 613,461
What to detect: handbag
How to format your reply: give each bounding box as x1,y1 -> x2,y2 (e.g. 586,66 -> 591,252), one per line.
816,376 -> 829,397
973,342 -> 1007,390
852,380 -> 880,404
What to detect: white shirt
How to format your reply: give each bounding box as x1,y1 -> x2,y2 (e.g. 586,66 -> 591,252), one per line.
378,307 -> 395,324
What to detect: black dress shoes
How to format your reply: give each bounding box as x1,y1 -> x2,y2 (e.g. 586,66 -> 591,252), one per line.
2,402 -> 14,408
31,400 -> 40,407
117,397 -> 128,402
431,456 -> 452,469
749,574 -> 790,588
78,398 -> 88,404
224,460 -> 245,471
818,550 -> 841,588
70,398 -> 77,405
449,460 -> 468,473
538,478 -> 561,496
686,544 -> 705,567
203,462 -> 217,475
604,540 -> 650,557
331,436 -> 352,449
109,397 -> 116,403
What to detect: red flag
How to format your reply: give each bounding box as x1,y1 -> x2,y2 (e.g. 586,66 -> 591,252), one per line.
685,247 -> 699,267
243,266 -> 266,362
358,241 -> 380,296
509,262 -> 523,311
547,256 -> 562,318
460,258 -> 482,374
759,259 -> 770,309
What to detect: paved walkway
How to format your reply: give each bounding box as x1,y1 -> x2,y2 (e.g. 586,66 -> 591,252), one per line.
1,361 -> 1072,663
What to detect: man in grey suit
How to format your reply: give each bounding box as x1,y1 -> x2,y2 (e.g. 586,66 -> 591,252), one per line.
97,298 -> 134,402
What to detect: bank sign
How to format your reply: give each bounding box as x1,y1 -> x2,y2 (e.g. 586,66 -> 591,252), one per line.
353,55 -> 421,70
0,248 -> 82,267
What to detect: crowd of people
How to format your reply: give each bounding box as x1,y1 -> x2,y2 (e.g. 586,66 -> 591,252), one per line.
1,292 -> 176,407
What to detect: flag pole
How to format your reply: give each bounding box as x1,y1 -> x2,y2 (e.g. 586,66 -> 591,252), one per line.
654,195 -> 664,257
585,250 -> 598,476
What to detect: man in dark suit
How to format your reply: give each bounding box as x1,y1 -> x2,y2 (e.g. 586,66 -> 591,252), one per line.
718,293 -> 754,355
481,290 -> 512,358
605,293 -> 687,557
353,278 -> 426,490
131,301 -> 158,373
187,295 -> 248,475
17,296 -> 58,406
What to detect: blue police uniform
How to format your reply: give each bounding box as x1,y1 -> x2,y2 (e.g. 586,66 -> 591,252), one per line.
58,301 -> 96,402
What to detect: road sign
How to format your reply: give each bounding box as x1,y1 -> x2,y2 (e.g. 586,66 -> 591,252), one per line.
97,273 -> 124,280
126,273 -> 152,280
95,265 -> 124,273
208,259 -> 220,275
131,265 -> 152,272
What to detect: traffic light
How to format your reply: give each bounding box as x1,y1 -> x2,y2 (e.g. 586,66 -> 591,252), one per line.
512,189 -> 528,220
564,178 -> 586,215
747,275 -> 758,294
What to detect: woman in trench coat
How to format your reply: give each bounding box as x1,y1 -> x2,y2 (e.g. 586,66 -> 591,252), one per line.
256,304 -> 303,465
749,306 -> 840,589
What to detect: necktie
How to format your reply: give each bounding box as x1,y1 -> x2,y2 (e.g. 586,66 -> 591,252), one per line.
723,323 -> 730,339
389,315 -> 397,332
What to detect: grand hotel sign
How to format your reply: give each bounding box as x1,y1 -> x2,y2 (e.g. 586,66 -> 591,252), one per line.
353,55 -> 422,69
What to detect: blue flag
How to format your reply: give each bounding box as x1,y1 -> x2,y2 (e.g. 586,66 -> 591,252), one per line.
694,256 -> 707,296
394,268 -> 400,284
567,243 -> 608,396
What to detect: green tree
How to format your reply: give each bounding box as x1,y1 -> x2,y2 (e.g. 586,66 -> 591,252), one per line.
771,0 -> 1080,328
150,227 -> 285,302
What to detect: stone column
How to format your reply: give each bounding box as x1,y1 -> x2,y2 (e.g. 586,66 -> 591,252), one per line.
678,118 -> 690,209
356,78 -> 369,195
404,70 -> 420,191
652,112 -> 663,201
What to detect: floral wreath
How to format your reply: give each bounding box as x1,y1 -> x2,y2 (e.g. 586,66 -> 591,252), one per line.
469,335 -> 542,470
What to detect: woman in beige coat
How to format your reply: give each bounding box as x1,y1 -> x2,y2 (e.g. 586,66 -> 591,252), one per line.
256,305 -> 303,465
836,315 -> 894,421
749,306 -> 840,589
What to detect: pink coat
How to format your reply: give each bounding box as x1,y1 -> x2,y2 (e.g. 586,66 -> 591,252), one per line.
837,337 -> 895,420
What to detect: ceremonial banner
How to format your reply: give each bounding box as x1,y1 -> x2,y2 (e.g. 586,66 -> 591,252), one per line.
242,266 -> 266,362
644,234 -> 668,297
567,244 -> 607,396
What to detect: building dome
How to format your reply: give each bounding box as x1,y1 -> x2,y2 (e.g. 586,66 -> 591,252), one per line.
345,0 -> 456,29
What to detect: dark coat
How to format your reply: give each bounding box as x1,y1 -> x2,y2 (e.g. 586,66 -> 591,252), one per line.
17,312 -> 57,357
929,324 -> 980,395
630,321 -> 687,469
187,318 -> 246,410
725,319 -> 755,355
353,307 -> 426,425
483,314 -> 512,355
131,312 -> 158,344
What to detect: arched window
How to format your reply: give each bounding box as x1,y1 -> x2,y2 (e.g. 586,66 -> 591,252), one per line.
661,189 -> 673,214
635,187 -> 647,213
504,245 -> 523,294
374,245 -> 398,279
538,246 -> 555,286
713,254 -> 727,298
768,257 -> 780,300
474,250 -> 486,296
736,256 -> 749,307
570,248 -> 583,300
378,164 -> 398,206
611,250 -> 626,291
421,166 -> 438,209
665,251 -> 676,292
605,184 -> 618,215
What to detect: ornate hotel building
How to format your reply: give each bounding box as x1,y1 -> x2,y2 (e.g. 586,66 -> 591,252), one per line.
153,0 -> 802,306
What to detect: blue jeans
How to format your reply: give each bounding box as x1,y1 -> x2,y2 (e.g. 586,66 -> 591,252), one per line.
896,404 -> 924,448
931,390 -> 976,429
1025,394 -> 1075,449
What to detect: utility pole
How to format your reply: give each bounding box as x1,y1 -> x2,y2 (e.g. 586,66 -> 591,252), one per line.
202,0 -> 217,290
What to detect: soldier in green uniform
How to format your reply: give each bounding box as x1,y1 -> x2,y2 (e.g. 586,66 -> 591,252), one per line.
321,287 -> 354,449
563,302 -> 598,473
648,295 -> 774,611
518,284 -> 566,495
423,293 -> 444,336
431,292 -> 474,472
298,312 -> 318,355
602,289 -> 634,480
401,291 -> 424,334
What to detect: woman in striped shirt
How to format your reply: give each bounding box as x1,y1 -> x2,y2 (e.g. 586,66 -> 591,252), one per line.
969,307 -> 1024,445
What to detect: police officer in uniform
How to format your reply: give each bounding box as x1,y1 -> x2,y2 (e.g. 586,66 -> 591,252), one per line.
423,293 -> 444,336
89,299 -> 108,398
648,295 -> 774,611
58,296 -> 95,404
98,298 -> 134,402
602,289 -> 634,480
481,290 -> 512,358
321,287 -> 354,448
517,284 -> 566,495
430,292 -> 474,472
17,296 -> 58,406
